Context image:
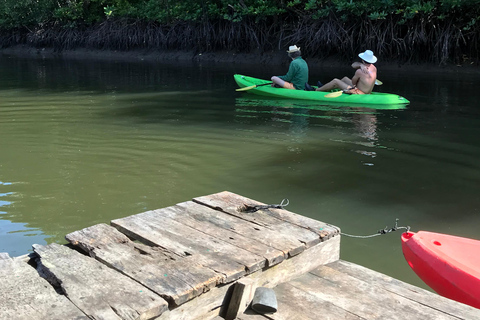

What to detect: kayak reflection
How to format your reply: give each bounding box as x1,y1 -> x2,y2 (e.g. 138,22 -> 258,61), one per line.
234,97 -> 399,163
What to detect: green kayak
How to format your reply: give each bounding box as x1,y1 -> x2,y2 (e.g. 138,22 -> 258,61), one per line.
234,74 -> 410,107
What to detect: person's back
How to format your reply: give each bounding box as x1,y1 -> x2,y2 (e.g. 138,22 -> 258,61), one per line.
271,45 -> 309,90
353,63 -> 376,94
288,56 -> 309,90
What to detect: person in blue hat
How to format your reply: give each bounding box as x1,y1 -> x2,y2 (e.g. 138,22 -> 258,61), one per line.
271,45 -> 309,90
308,50 -> 377,94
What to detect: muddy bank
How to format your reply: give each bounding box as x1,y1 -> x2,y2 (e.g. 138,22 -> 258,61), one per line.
1,45 -> 479,74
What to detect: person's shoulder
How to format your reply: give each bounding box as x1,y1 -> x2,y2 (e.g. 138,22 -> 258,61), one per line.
297,57 -> 307,65
292,57 -> 304,65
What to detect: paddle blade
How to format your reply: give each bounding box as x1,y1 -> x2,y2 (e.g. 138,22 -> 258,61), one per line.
325,91 -> 343,98
236,85 -> 257,91
375,79 -> 383,86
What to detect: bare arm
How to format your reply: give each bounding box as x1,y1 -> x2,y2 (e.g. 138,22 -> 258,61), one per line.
351,62 -> 362,69
352,62 -> 368,73
351,69 -> 362,87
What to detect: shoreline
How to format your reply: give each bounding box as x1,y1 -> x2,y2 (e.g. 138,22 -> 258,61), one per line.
1,45 -> 479,74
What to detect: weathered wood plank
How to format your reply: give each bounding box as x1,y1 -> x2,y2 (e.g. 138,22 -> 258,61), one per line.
0,253 -> 87,320
66,223 -> 222,307
156,236 -> 340,320
271,282 -> 363,320
33,243 -> 168,320
299,263 -> 466,320
330,260 -> 480,320
112,209 -> 267,283
237,281 -> 363,320
111,214 -> 244,283
182,200 -> 317,252
157,202 -> 297,266
193,191 -> 339,242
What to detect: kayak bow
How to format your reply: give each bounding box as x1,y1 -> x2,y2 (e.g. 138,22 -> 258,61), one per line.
402,231 -> 480,309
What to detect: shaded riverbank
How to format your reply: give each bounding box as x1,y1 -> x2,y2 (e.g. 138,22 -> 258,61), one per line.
1,45 -> 479,75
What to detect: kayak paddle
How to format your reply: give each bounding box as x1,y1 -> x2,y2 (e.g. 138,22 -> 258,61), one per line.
236,82 -> 272,91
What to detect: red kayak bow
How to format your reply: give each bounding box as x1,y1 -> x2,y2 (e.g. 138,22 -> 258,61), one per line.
402,231 -> 480,309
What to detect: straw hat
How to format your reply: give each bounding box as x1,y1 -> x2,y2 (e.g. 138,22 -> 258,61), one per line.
358,50 -> 377,63
287,45 -> 301,53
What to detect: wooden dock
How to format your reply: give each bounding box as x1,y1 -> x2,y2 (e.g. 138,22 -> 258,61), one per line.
236,259 -> 480,320
1,191 -> 479,320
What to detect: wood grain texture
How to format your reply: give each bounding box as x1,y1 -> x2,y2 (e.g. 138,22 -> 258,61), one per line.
193,191 -> 339,243
158,202 -> 292,266
0,253 -> 87,320
156,237 -> 340,320
66,223 -> 222,307
111,208 -> 268,283
237,280 -> 362,320
224,278 -> 255,320
302,262 -> 473,320
33,243 -> 168,320
328,260 -> 480,320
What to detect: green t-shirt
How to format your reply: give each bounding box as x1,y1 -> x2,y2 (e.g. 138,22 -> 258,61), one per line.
279,57 -> 309,90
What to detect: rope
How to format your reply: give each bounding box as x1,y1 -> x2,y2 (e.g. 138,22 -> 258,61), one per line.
238,201 -> 410,240
240,199 -> 289,213
341,219 -> 410,239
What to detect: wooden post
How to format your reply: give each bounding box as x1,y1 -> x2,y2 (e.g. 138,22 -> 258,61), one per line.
225,278 -> 255,320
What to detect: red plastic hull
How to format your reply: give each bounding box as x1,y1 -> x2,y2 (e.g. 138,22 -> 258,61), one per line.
402,231 -> 480,309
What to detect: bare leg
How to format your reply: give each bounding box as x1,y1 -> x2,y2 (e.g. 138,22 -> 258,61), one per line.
341,77 -> 353,86
271,76 -> 285,88
316,78 -> 350,92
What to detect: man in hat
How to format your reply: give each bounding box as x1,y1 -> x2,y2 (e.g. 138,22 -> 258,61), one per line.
311,50 -> 377,94
271,45 -> 309,90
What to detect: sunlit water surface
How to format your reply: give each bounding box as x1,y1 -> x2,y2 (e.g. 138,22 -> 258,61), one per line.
1,54 -> 479,291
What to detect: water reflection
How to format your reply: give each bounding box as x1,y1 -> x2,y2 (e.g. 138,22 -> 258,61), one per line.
0,191 -> 13,211
353,110 -> 378,142
234,97 -> 407,169
235,97 -> 383,145
0,220 -> 47,255
235,97 -> 356,125
351,109 -> 378,164
0,183 -> 47,255
0,181 -> 14,214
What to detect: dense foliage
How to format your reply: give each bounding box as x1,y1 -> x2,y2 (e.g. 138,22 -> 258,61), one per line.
0,0 -> 479,64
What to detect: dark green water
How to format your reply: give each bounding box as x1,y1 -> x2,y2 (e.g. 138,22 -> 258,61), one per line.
1,54 -> 479,290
